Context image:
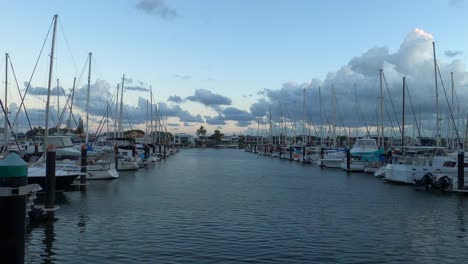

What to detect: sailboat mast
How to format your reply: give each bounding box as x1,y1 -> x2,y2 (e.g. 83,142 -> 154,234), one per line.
4,53 -> 8,147
44,14 -> 58,156
114,84 -> 119,139
57,78 -> 60,134
302,88 -> 306,144
269,106 -> 272,145
379,69 -> 384,148
118,75 -> 125,138
85,52 -> 92,145
402,77 -> 406,146
451,72 -> 454,149
68,77 -> 76,134
432,41 -> 440,146
332,85 -> 336,148
354,84 -> 357,139
256,117 -> 260,146
150,86 -> 154,143
319,86 -> 323,146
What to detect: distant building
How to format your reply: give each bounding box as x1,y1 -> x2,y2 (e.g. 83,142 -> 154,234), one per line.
174,133 -> 195,147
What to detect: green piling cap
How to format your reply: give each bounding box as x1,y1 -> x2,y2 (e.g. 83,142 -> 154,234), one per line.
0,153 -> 28,178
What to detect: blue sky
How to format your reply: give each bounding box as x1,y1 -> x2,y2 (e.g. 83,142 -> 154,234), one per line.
0,0 -> 467,136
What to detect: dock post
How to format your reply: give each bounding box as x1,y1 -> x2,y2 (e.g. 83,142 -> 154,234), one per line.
34,143 -> 39,155
458,151 -> 464,190
0,153 -> 29,264
45,145 -> 56,220
346,148 -> 351,172
132,144 -> 136,158
254,144 -> 257,154
144,144 -> 149,159
80,144 -> 87,191
152,144 -> 156,154
114,145 -> 119,171
279,146 -> 282,159
289,147 -> 293,161
159,144 -> 162,156
163,145 -> 166,159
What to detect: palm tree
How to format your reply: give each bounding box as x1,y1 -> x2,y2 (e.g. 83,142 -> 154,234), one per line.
196,126 -> 207,138
213,129 -> 224,147
196,126 -> 207,147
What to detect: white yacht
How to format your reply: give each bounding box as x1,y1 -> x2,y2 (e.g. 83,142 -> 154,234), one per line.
384,147 -> 451,184
319,148 -> 346,168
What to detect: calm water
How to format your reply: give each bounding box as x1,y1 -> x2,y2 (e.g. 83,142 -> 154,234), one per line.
26,149 -> 468,263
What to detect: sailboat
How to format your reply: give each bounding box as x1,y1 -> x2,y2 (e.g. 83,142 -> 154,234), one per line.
26,15 -> 83,190
113,75 -> 139,171
383,42 -> 460,184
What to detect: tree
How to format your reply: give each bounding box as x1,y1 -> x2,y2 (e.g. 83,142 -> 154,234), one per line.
210,129 -> 224,147
196,126 -> 207,138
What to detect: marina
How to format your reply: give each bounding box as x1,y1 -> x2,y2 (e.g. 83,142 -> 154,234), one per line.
1,2 -> 468,263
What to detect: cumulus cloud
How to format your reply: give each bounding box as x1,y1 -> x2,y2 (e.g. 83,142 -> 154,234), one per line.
205,115 -> 226,125
168,95 -> 183,104
248,28 -> 468,138
445,50 -> 463,58
186,89 -> 232,106
236,121 -> 252,127
157,102 -> 204,123
26,83 -> 66,96
136,0 -> 177,20
222,107 -> 255,121
204,107 -> 254,126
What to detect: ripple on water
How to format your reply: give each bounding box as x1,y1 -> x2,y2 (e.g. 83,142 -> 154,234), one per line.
25,149 -> 468,263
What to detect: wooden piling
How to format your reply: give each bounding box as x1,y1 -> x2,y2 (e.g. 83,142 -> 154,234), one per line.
114,145 -> 119,171
346,148 -> 351,172
45,145 -> 56,220
80,144 -> 87,191
458,151 -> 464,190
0,153 -> 29,263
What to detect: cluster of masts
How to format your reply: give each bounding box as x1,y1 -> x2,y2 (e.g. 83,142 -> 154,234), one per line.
1,15 -> 172,155
252,43 -> 463,150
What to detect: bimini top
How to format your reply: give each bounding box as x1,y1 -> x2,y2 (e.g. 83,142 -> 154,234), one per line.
46,136 -> 73,148
350,138 -> 379,154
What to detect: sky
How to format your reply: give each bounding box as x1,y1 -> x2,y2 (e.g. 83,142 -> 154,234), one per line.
0,0 -> 467,137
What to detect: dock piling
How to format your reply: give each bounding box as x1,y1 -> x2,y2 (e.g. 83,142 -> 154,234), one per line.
458,151 -> 464,190
45,145 -> 56,220
114,145 -> 119,171
0,153 -> 29,264
346,148 -> 351,172
80,144 -> 87,191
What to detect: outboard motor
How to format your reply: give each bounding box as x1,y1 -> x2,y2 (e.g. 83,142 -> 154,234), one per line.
433,175 -> 453,192
414,173 -> 435,189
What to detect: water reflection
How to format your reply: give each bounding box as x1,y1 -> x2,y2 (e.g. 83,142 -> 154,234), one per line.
24,149 -> 468,263
456,196 -> 466,238
41,222 -> 56,264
